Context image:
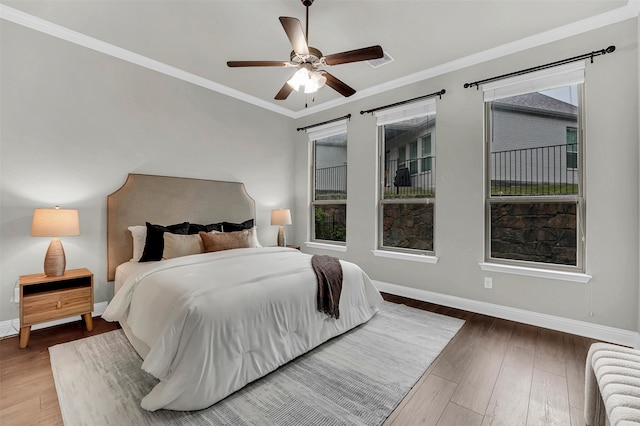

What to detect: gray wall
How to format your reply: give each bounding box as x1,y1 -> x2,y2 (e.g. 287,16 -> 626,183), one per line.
0,20 -> 296,322
295,18 -> 639,332
1,12 -> 637,336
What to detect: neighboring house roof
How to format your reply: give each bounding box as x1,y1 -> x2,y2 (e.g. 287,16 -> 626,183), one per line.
493,92 -> 577,118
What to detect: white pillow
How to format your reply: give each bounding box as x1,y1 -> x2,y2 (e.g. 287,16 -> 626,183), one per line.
128,225 -> 147,261
248,226 -> 262,248
163,233 -> 205,259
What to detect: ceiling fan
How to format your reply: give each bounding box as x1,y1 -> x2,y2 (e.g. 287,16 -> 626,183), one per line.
227,0 -> 384,103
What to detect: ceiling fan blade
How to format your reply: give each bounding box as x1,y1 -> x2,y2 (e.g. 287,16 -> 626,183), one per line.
275,81 -> 294,100
324,45 -> 384,66
279,17 -> 309,56
227,61 -> 289,67
323,72 -> 356,97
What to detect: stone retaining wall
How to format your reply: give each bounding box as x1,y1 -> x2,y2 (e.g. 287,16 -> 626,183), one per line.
490,202 -> 577,265
382,203 -> 434,251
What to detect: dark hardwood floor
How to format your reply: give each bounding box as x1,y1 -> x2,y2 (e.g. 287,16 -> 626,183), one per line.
0,319 -> 120,425
0,294 -> 599,425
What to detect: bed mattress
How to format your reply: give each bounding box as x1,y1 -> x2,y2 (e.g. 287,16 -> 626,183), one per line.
103,247 -> 383,411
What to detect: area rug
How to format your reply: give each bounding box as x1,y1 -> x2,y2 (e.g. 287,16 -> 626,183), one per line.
49,301 -> 464,426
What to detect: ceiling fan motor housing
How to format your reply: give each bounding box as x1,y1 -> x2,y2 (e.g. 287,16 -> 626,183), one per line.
290,46 -> 323,65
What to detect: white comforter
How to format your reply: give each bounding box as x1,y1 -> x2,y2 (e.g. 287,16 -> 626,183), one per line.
102,247 -> 383,411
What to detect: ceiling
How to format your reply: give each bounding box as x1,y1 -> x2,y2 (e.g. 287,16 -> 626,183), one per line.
1,0 -> 636,118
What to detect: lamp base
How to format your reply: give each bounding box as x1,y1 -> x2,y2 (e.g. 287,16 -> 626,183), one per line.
277,226 -> 286,247
44,237 -> 66,277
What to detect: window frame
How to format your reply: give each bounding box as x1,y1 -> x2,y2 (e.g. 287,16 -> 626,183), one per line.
308,121 -> 348,246
398,145 -> 406,169
566,126 -> 578,170
376,99 -> 437,256
409,141 -> 418,175
483,77 -> 586,273
421,134 -> 433,173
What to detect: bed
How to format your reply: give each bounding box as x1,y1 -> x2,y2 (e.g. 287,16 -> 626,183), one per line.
102,174 -> 383,411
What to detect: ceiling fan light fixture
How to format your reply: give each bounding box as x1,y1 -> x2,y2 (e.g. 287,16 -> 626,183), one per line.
287,65 -> 326,94
304,71 -> 326,93
286,66 -> 310,91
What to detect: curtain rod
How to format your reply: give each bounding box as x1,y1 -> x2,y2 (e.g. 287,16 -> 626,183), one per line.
360,89 -> 446,115
296,114 -> 351,132
464,45 -> 615,89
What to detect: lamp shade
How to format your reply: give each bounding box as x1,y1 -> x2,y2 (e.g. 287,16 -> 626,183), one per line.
31,207 -> 80,237
271,209 -> 292,226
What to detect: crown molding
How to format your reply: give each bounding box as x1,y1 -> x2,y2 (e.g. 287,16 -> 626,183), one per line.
0,4 -> 297,118
295,0 -> 640,118
1,2 -> 638,120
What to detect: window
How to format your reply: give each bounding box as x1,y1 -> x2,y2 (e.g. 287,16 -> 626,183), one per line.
376,99 -> 436,253
566,127 -> 578,169
409,142 -> 418,175
309,120 -> 348,244
398,146 -> 406,168
421,134 -> 432,172
484,62 -> 585,270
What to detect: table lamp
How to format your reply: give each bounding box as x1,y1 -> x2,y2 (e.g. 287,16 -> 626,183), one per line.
271,209 -> 292,247
31,206 -> 80,276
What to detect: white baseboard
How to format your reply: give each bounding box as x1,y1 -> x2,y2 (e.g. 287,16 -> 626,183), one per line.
5,289 -> 639,349
374,281 -> 640,349
0,301 -> 108,339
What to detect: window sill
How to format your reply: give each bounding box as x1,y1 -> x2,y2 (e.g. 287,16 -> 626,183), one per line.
479,262 -> 591,283
372,250 -> 438,264
304,242 -> 347,252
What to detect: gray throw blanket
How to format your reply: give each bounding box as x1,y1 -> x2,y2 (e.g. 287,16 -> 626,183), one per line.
311,255 -> 343,319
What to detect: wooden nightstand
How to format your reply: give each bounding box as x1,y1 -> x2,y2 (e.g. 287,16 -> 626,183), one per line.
19,268 -> 94,348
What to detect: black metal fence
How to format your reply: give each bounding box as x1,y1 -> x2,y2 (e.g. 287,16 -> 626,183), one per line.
383,157 -> 435,198
315,164 -> 347,200
491,143 -> 578,195
314,205 -> 346,242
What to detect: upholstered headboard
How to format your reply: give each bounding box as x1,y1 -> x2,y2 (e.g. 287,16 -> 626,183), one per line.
106,173 -> 255,281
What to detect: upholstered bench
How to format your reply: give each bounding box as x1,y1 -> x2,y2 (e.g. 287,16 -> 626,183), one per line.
585,342 -> 640,426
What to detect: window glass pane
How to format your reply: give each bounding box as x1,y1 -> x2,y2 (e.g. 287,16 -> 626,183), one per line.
383,114 -> 436,199
382,203 -> 434,251
314,133 -> 347,201
489,85 -> 579,197
421,134 -> 432,172
490,202 -> 577,266
314,204 -> 346,242
398,146 -> 406,168
566,127 -> 578,169
409,142 -> 418,175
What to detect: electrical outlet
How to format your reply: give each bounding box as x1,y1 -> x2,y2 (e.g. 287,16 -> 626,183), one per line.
484,277 -> 493,289
13,287 -> 20,304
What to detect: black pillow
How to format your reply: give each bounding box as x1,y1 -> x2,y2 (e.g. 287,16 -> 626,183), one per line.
221,219 -> 254,232
188,222 -> 223,234
139,222 -> 190,262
